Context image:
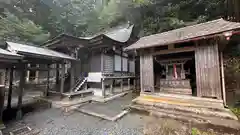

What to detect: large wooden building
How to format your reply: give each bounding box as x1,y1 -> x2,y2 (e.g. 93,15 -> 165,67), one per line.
125,19 -> 240,105
44,24 -> 138,97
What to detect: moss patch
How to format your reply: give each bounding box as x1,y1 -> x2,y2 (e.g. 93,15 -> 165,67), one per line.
191,128 -> 216,135
230,107 -> 240,119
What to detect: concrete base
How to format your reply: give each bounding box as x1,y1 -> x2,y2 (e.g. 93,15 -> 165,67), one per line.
76,108 -> 129,121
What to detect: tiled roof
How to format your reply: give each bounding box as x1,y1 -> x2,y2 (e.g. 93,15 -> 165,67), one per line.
125,19 -> 240,50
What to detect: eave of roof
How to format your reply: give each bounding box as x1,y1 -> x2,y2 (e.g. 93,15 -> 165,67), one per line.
0,47 -> 23,60
125,19 -> 240,51
6,42 -> 76,61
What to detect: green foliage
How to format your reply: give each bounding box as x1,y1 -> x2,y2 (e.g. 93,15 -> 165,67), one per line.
0,0 -> 229,44
230,107 -> 240,118
191,128 -> 216,135
137,0 -> 225,36
0,11 -> 50,44
191,128 -> 200,135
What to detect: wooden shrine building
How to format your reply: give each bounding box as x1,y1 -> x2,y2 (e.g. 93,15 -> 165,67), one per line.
0,41 -> 75,124
125,19 -> 240,105
44,24 -> 138,98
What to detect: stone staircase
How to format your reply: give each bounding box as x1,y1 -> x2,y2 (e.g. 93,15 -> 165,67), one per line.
130,93 -> 240,130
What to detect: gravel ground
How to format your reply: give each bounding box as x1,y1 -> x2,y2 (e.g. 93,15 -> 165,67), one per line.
6,108 -> 144,135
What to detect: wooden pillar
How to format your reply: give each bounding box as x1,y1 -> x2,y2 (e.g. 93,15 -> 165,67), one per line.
55,64 -> 60,91
60,62 -> 65,94
16,64 -> 26,120
70,61 -> 75,92
4,68 -> 8,86
128,78 -> 131,90
7,68 -> 14,109
220,52 -> 226,105
35,64 -> 39,83
101,52 -> 104,72
45,64 -> 50,97
121,79 -> 123,92
121,48 -> 123,76
110,80 -> 113,94
26,64 -> 30,82
0,85 -> 5,127
181,63 -> 186,79
133,78 -> 136,90
102,79 -> 105,97
140,53 -> 154,93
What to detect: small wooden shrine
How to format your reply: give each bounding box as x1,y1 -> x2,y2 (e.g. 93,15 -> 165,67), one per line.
156,58 -> 192,95
125,19 -> 240,104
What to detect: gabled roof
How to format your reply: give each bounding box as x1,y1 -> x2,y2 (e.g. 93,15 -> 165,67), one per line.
44,24 -> 134,48
6,42 -> 76,60
81,24 -> 134,43
125,19 -> 240,50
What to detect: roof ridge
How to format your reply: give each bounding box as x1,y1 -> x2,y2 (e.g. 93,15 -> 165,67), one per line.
141,18 -> 225,39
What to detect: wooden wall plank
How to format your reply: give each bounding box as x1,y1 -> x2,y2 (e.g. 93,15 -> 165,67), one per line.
140,53 -> 154,92
195,40 -> 222,99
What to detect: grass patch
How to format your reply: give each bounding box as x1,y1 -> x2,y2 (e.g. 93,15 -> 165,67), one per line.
191,128 -> 216,135
230,107 -> 240,118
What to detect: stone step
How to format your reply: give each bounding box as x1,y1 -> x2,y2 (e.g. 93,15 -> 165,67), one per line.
140,93 -> 224,109
130,104 -> 240,131
133,98 -> 238,120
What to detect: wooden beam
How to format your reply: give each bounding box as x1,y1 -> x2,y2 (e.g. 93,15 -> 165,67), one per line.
152,47 -> 195,55
7,68 -> 14,109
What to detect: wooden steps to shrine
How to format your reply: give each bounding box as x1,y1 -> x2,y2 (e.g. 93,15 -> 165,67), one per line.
130,93 -> 240,130
140,93 -> 225,109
